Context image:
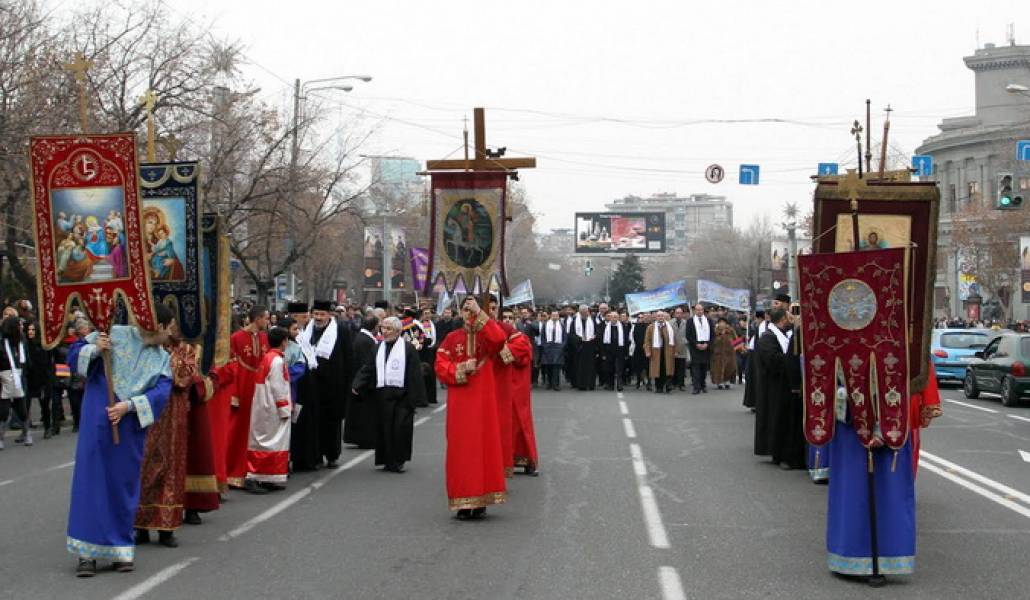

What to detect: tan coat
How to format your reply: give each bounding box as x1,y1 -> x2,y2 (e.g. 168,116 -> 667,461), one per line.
644,322 -> 676,378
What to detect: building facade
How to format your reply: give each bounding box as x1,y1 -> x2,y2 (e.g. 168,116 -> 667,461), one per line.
603,192 -> 733,253
915,41 -> 1030,320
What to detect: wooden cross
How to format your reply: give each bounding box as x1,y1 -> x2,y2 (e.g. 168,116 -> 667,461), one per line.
838,168 -> 867,251
425,108 -> 536,172
64,52 -> 94,133
140,89 -> 158,162
159,134 -> 184,161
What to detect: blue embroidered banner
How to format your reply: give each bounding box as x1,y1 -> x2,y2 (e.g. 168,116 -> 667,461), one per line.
139,162 -> 204,339
624,280 -> 689,316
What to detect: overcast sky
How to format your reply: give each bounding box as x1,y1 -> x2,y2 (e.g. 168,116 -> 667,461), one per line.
127,0 -> 1027,232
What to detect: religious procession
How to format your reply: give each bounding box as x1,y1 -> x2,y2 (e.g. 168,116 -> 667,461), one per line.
1,2 -> 1028,599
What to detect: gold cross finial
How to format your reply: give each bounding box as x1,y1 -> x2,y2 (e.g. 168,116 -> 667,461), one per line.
64,52 -> 95,133
140,89 -> 157,112
851,119 -> 863,142
140,89 -> 158,161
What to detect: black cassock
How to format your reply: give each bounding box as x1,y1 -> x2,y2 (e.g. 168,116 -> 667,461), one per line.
630,323 -> 649,382
419,322 -> 438,405
310,321 -> 354,466
353,339 -> 426,468
752,327 -> 806,468
344,331 -> 378,449
599,322 -> 628,389
569,317 -> 598,390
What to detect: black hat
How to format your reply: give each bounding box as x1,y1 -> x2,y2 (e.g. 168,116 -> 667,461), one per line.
755,310 -> 766,317
774,293 -> 792,304
373,300 -> 389,310
286,302 -> 309,314
312,300 -> 334,312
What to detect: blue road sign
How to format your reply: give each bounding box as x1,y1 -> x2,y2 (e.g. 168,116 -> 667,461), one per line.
1017,140 -> 1030,161
911,155 -> 933,177
739,164 -> 760,185
817,162 -> 839,176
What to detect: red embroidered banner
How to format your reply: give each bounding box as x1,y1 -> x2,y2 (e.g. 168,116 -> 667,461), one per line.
30,133 -> 156,348
798,248 -> 910,450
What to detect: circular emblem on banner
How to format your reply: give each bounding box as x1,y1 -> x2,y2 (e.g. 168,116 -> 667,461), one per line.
705,164 -> 725,184
69,149 -> 101,182
828,279 -> 877,330
444,198 -> 492,268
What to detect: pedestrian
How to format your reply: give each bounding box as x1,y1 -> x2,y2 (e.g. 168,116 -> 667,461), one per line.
752,307 -> 805,470
243,326 -> 293,493
435,297 -> 508,519
672,307 -> 689,391
540,311 -> 565,391
644,311 -> 676,394
685,303 -> 714,394
225,306 -> 270,488
67,305 -> 175,577
710,317 -> 738,390
0,316 -> 32,448
25,321 -> 57,439
568,306 -> 598,391
599,311 -> 628,391
344,315 -> 379,450
353,316 -> 425,473
629,313 -> 651,390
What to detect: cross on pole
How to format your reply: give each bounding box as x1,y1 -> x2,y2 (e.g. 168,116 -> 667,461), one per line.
140,89 -> 158,161
426,107 -> 536,172
64,52 -> 94,134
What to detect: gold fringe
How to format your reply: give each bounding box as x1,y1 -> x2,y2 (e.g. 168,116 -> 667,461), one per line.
448,491 -> 507,511
185,475 -> 220,494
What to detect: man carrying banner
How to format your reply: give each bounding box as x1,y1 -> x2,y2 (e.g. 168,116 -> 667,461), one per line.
66,304 -> 175,577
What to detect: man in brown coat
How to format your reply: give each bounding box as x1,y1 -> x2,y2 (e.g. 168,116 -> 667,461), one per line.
644,311 -> 676,394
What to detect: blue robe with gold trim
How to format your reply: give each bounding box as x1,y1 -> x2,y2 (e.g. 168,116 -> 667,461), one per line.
66,327 -> 172,562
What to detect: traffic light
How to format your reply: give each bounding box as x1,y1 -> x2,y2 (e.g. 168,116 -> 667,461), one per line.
997,172 -> 1015,209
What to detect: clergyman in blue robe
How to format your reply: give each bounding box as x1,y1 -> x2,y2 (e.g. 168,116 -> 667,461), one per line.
65,308 -> 175,577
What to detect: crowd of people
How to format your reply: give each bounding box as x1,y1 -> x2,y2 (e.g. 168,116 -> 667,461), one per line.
0,294 -> 541,577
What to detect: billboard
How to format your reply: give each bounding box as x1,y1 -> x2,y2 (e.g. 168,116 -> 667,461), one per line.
575,212 -> 665,254
1021,236 -> 1030,303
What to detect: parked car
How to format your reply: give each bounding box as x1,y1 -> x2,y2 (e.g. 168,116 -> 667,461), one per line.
963,333 -> 1030,407
932,329 -> 994,384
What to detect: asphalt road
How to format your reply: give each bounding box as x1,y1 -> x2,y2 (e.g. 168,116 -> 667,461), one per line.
0,382 -> 1027,600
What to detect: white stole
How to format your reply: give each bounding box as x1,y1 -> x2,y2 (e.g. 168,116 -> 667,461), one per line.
299,320 -> 337,364
376,339 -> 407,388
693,316 -> 711,342
652,323 -> 673,348
771,325 -> 793,354
545,320 -> 564,344
574,316 -> 595,341
602,322 -> 624,346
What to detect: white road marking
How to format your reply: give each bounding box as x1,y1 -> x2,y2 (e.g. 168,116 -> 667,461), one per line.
623,418 -> 637,439
617,392 -> 625,400
639,484 -> 671,549
45,460 -> 76,472
945,399 -> 999,414
112,557 -> 199,600
658,566 -> 686,600
629,443 -> 647,477
414,416 -> 431,427
0,480 -> 13,487
1009,414 -> 1030,424
618,400 -> 629,415
921,451 -> 1030,505
1019,450 -> 1030,464
920,461 -> 1030,520
433,404 -> 447,414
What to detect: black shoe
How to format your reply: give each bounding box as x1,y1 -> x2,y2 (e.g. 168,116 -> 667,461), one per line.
71,425 -> 79,433
76,559 -> 97,578
113,561 -> 135,573
260,482 -> 287,491
456,509 -> 473,520
244,480 -> 269,495
183,510 -> 202,525
524,466 -> 539,477
470,507 -> 487,519
324,461 -> 340,469
701,388 -> 708,394
678,386 -> 686,391
135,529 -> 150,545
43,429 -> 53,439
691,390 -> 699,395
779,462 -> 793,471
645,384 -> 653,391
158,531 -> 178,548
616,386 -> 623,392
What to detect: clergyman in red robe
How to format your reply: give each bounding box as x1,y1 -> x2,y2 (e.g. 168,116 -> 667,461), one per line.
498,307 -> 538,475
225,307 -> 270,489
435,297 -> 508,520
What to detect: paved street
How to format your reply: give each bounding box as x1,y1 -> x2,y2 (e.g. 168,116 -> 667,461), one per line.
0,383 -> 1027,600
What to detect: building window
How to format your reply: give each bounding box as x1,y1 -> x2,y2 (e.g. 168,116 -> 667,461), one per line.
948,184 -> 956,214
967,181 -> 981,205
1020,177 -> 1030,191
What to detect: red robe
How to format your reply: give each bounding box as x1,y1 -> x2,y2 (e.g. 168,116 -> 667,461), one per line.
177,343 -> 220,512
504,331 -> 538,472
493,322 -> 519,478
435,313 -> 508,510
226,329 -> 269,488
910,362 -> 943,476
206,360 -> 236,492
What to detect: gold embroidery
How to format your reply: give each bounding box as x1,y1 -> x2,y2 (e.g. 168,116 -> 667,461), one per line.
448,491 -> 507,511
184,475 -> 220,494
499,345 -> 515,365
226,476 -> 245,488
504,466 -> 514,478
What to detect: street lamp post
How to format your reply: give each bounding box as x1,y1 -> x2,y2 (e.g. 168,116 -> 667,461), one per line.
287,74 -> 372,305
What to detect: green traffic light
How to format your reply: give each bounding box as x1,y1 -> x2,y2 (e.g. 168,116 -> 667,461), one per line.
1001,196 -> 1012,206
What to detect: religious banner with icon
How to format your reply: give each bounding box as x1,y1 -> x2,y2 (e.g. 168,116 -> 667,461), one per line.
811,173 -> 939,392
140,161 -> 204,340
29,133 -> 156,349
200,213 -> 231,374
798,248 -> 910,450
426,171 -> 508,295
